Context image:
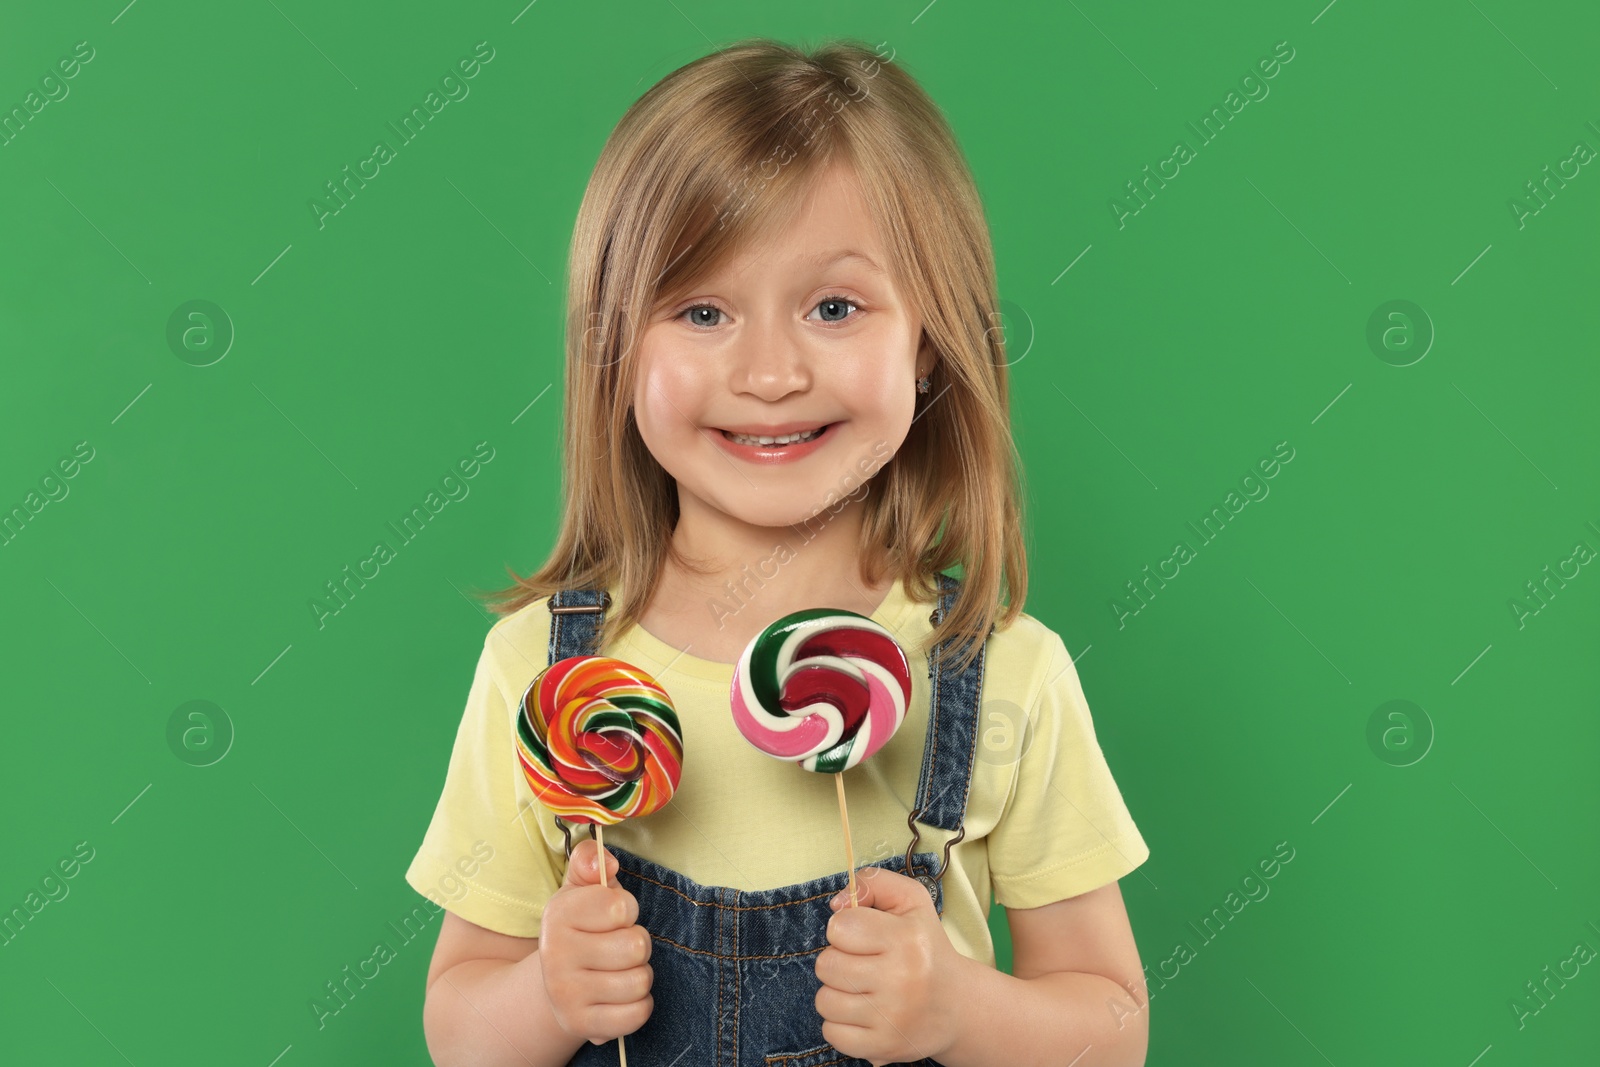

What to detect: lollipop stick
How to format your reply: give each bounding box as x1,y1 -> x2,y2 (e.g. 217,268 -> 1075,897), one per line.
593,825 -> 628,1067
835,772 -> 858,908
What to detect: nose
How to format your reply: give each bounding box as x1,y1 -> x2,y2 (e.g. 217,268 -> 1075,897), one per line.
730,310 -> 812,402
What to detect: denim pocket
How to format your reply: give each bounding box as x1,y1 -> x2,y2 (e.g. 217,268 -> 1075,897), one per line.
763,1043 -> 848,1067
763,1045 -> 938,1067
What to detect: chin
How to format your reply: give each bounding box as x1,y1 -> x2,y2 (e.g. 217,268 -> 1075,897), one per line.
727,503 -> 835,530
713,488 -> 858,530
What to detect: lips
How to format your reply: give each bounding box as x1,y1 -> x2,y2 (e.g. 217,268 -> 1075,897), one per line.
721,426 -> 826,446
715,419 -> 833,437
711,421 -> 837,464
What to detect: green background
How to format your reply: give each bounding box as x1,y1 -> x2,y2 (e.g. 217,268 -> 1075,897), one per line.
3,0 -> 1597,1064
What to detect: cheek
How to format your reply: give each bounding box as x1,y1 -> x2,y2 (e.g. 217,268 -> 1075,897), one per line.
633,340 -> 704,443
842,323 -> 918,392
838,349 -> 914,423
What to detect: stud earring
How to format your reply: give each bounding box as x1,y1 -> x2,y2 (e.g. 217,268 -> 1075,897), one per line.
915,374 -> 931,394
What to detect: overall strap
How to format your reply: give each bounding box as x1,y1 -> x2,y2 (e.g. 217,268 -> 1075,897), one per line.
904,572 -> 989,873
544,587 -> 612,859
546,588 -> 611,663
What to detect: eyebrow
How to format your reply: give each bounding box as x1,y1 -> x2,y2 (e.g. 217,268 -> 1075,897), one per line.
798,249 -> 886,275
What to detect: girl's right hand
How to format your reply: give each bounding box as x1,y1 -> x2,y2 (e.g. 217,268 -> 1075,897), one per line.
538,837 -> 654,1045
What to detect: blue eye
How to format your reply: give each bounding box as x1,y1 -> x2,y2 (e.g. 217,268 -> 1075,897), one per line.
809,296 -> 859,324
676,296 -> 861,329
681,305 -> 723,328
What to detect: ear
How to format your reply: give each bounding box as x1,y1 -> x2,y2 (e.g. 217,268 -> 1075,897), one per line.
916,331 -> 938,380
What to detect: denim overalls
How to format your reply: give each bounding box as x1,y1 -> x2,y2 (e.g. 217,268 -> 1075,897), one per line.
544,573 -> 988,1067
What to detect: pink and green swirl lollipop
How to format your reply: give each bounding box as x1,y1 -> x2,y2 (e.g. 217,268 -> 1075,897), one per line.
730,607 -> 912,774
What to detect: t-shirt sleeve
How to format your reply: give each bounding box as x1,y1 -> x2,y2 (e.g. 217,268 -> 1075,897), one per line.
987,632 -> 1150,909
403,623 -> 567,937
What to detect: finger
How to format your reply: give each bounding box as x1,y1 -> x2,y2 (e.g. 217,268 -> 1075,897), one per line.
814,945 -> 879,994
824,907 -> 893,957
585,924 -> 653,970
815,982 -> 876,1027
829,866 -> 934,917
584,963 -> 654,1005
581,995 -> 653,1043
820,1018 -> 878,1060
563,838 -> 619,888
561,886 -> 640,933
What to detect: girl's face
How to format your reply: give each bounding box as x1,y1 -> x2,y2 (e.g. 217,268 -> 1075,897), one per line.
632,162 -> 931,532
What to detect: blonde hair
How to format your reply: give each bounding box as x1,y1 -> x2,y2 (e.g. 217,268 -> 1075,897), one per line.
480,36 -> 1028,673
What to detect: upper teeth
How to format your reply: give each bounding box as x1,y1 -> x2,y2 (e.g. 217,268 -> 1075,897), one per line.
726,427 -> 823,446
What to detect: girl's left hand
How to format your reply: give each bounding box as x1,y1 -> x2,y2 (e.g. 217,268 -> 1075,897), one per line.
816,866 -> 969,1066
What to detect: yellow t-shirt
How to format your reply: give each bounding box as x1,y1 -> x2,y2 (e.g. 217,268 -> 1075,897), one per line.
404,577 -> 1150,968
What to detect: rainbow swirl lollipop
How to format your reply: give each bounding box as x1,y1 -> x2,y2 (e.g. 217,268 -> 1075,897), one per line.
731,608 -> 912,774
515,656 -> 683,825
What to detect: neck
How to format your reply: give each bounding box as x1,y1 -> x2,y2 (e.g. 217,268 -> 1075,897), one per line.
653,490 -> 895,633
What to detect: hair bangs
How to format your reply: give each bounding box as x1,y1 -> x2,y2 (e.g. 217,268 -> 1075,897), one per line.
646,121 -> 844,318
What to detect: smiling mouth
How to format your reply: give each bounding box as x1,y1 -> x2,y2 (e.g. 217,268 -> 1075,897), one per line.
719,425 -> 831,446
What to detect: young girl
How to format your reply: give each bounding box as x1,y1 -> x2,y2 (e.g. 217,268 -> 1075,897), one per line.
406,37 -> 1151,1067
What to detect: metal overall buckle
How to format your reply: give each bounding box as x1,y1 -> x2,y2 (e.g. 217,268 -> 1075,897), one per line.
548,590 -> 612,615
903,806 -> 965,902
901,600 -> 976,901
